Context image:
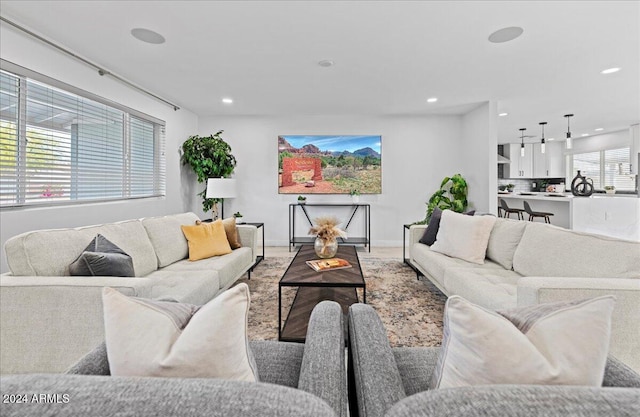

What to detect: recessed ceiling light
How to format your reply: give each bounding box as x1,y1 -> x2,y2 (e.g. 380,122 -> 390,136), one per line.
131,28 -> 165,44
595,128 -> 604,131
547,138 -> 555,141
581,133 -> 589,137
601,67 -> 621,74
427,97 -> 438,103
498,112 -> 508,117
488,27 -> 524,43
222,98 -> 233,104
318,60 -> 334,67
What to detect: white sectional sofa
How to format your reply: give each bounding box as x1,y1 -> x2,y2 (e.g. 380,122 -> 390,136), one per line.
409,217 -> 640,371
1,212 -> 258,374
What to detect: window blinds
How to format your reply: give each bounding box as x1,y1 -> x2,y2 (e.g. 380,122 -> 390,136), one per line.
0,64 -> 165,208
571,148 -> 634,191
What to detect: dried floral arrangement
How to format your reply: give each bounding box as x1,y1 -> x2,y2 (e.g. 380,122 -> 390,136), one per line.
308,216 -> 347,242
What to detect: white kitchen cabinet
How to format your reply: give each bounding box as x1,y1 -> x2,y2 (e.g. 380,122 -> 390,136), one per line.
507,143 -> 533,178
572,196 -> 640,241
631,124 -> 639,175
532,142 -> 565,178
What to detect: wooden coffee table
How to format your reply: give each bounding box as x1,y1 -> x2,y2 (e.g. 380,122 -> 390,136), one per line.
278,245 -> 366,342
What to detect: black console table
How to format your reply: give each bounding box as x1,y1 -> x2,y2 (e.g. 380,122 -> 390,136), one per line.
288,203 -> 370,252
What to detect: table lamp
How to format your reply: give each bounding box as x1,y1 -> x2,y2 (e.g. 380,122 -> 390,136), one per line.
205,178 -> 237,220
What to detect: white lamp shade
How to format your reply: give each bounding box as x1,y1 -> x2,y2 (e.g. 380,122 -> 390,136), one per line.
206,178 -> 237,199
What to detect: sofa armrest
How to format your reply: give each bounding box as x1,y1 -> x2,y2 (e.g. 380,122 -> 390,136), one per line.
408,225 -> 427,260
385,385 -> 640,417
298,301 -> 346,417
237,224 -> 258,262
0,374 -> 339,417
517,276 -> 640,372
0,275 -> 154,374
348,303 -> 406,417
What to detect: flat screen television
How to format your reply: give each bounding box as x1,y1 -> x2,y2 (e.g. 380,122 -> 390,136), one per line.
278,135 -> 381,194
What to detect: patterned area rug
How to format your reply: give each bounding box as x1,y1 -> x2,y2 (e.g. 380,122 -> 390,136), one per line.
236,255 -> 447,347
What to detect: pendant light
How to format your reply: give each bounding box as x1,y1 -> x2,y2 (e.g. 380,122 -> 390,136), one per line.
539,122 -> 547,154
519,128 -> 526,157
564,114 -> 574,149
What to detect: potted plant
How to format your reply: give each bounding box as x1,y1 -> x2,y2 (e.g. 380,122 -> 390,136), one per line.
417,174 -> 468,224
233,211 -> 243,222
297,195 -> 307,204
349,189 -> 361,203
506,184 -> 515,193
181,130 -> 236,214
604,185 -> 616,195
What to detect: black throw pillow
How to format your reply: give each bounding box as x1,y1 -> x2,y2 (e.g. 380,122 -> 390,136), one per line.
419,207 -> 476,246
69,234 -> 135,277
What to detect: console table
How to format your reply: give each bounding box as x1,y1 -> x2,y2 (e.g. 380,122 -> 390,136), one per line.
288,203 -> 370,252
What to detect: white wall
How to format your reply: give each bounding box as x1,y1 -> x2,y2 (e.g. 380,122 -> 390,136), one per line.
567,129 -> 630,154
460,102 -> 498,214
0,25 -> 199,273
197,115 -> 469,246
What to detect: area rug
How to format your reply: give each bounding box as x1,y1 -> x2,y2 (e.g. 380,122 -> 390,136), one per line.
236,256 -> 446,347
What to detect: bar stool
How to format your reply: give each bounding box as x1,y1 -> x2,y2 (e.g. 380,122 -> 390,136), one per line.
499,198 -> 525,220
523,201 -> 554,224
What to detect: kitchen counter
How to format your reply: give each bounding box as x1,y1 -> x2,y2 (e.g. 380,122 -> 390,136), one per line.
497,192 -> 640,241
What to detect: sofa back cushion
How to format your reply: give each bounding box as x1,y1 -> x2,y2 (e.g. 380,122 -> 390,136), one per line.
141,212 -> 200,267
513,222 -> 640,278
5,220 -> 157,277
486,218 -> 527,270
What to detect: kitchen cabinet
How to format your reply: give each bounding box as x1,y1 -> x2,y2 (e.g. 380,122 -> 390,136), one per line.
533,141 -> 565,178
631,124 -> 639,175
507,143 -> 533,178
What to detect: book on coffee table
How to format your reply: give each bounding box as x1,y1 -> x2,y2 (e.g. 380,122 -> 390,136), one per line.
306,258 -> 352,272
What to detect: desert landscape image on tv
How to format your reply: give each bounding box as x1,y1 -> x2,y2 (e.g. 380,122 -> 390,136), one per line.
278,135 -> 382,194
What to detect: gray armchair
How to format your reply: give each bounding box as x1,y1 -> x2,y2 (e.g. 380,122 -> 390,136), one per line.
1,301 -> 346,417
348,303 -> 640,417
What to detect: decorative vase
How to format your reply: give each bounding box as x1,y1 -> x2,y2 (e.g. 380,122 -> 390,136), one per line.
314,237 -> 338,259
570,170 -> 594,197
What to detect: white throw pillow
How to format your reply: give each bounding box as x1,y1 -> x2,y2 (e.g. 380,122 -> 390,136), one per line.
430,210 -> 496,264
431,295 -> 615,389
102,283 -> 259,381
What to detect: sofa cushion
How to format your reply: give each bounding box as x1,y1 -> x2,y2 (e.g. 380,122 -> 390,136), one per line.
222,217 -> 243,249
431,211 -> 496,264
486,218 -> 527,270
513,222 -> 640,278
419,208 -> 476,246
142,212 -> 200,268
411,244 -> 503,289
164,247 -> 253,290
5,220 -> 157,277
443,267 -> 520,310
103,284 -> 259,381
430,295 -> 615,389
69,235 -> 134,277
143,270 -> 220,305
181,220 -> 232,261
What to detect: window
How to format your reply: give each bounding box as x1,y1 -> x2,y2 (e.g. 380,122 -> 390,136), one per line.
570,147 -> 634,191
0,61 -> 165,208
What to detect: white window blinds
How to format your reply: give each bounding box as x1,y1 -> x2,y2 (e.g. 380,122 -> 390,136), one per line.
570,147 -> 635,191
0,62 -> 165,208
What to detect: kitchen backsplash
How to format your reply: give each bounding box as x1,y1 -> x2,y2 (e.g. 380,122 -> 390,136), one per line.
498,178 -> 566,193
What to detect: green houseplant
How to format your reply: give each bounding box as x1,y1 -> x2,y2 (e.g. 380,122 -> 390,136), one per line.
417,174 -> 468,224
181,130 -> 237,213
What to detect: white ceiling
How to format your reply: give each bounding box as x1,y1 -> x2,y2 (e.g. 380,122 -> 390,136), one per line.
1,1 -> 638,143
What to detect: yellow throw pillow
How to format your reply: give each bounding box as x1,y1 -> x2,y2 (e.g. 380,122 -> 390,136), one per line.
181,220 -> 232,261
222,217 -> 242,249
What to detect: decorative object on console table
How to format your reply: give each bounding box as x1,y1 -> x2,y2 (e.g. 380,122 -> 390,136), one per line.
570,170 -> 594,197
297,195 -> 307,204
350,189 -> 361,203
206,177 -> 237,220
181,130 -> 237,214
309,216 -> 345,259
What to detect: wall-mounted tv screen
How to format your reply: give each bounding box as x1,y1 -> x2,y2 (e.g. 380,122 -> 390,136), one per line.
278,135 -> 382,194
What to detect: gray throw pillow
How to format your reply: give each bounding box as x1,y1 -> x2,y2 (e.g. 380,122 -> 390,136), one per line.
69,234 -> 134,277
419,208 -> 475,246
